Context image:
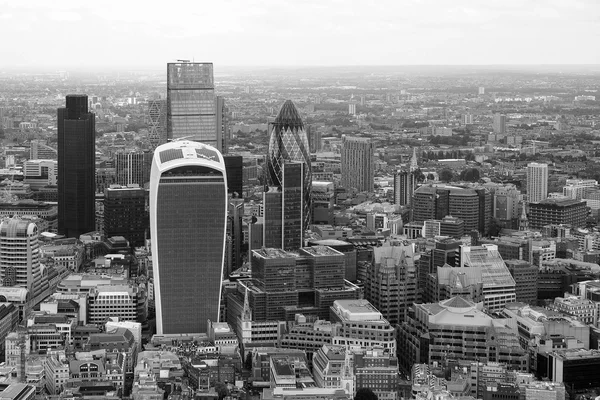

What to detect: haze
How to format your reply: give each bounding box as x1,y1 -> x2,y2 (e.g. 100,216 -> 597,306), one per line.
0,0 -> 599,70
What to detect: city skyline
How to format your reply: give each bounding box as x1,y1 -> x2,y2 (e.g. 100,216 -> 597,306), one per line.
0,0 -> 599,69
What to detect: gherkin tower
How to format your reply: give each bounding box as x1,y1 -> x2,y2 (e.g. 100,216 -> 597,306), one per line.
266,100 -> 312,228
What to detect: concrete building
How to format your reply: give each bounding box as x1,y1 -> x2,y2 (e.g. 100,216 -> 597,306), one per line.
329,299 -> 396,354
528,199 -> 587,230
312,181 -> 335,225
493,114 -> 506,134
341,136 -> 374,193
505,260 -> 537,305
87,284 -> 146,326
398,297 -> 527,374
0,219 -> 46,299
393,169 -> 416,207
527,163 -> 548,203
365,242 -> 418,325
103,185 -> 147,247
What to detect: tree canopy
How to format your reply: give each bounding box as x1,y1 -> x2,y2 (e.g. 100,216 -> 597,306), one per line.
355,388 -> 378,400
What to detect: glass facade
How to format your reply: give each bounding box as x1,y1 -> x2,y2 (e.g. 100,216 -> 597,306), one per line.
155,165 -> 226,334
266,100 -> 312,228
167,63 -> 218,146
57,95 -> 96,238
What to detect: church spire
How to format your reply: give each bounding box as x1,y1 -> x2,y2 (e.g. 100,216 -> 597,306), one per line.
242,285 -> 252,321
519,203 -> 529,231
410,148 -> 418,172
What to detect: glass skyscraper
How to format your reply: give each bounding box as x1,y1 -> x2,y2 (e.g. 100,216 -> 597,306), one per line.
57,95 -> 96,238
167,62 -> 223,149
266,100 -> 312,228
150,141 -> 227,334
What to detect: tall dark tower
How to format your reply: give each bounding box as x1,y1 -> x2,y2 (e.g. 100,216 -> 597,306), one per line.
57,95 -> 95,238
266,100 -> 312,228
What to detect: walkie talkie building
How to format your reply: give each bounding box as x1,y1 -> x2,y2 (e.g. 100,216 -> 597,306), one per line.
150,141 -> 227,334
266,100 -> 312,228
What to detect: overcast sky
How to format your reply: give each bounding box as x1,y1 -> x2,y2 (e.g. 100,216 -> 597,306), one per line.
0,0 -> 599,70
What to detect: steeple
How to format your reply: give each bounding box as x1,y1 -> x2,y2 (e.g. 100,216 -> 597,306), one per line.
410,148 -> 418,172
241,286 -> 252,321
519,204 -> 529,231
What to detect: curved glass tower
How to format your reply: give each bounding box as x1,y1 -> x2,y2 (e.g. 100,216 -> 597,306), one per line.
266,100 -> 312,227
150,141 -> 227,334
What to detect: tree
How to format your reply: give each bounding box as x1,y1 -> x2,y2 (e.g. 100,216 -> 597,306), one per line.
244,352 -> 252,370
355,388 -> 378,400
465,152 -> 476,162
459,168 -> 480,182
439,169 -> 454,183
413,169 -> 425,183
214,382 -> 229,400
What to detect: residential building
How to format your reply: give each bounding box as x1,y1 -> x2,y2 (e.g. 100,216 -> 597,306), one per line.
341,136 -> 374,193
527,163 -> 548,203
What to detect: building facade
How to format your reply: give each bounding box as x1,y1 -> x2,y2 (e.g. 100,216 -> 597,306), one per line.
57,95 -> 95,238
341,136 -> 374,193
266,100 -> 312,228
150,141 -> 227,334
103,185 -> 147,247
527,163 -> 548,203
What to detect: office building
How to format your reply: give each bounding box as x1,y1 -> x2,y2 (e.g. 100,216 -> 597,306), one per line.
492,185 -> 521,229
527,163 -> 548,203
311,181 -> 335,225
150,141 -> 227,334
23,160 -> 57,190
57,95 -> 95,238
167,62 -> 227,152
87,285 -> 146,326
341,136 -> 374,193
216,95 -> 230,153
30,140 -> 57,160
330,299 -> 396,354
226,247 -> 360,342
393,169 -> 415,206
505,260 -> 537,305
528,199 -> 586,230
364,242 -> 418,325
266,100 -> 312,228
398,297 -> 527,374
147,99 -> 166,149
0,218 -> 46,299
430,245 -> 516,312
493,114 -> 506,134
354,348 -> 399,400
103,185 -> 148,247
545,350 -> 600,390
223,155 -> 243,197
263,162 -> 305,251
412,185 -> 492,235
226,197 -> 244,275
115,151 -> 149,187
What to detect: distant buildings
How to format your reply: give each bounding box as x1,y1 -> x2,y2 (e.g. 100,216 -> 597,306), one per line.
526,163 -> 548,203
147,99 -> 166,149
57,95 -> 95,238
493,114 -> 506,134
341,136 -> 374,193
150,141 -> 227,334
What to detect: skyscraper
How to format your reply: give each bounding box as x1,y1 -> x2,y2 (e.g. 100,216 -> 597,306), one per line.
147,99 -> 167,149
493,113 -> 507,134
104,185 -> 148,247
527,162 -> 548,203
167,62 -> 215,142
0,218 -> 46,299
115,151 -> 150,187
263,161 -> 305,251
216,95 -> 230,153
341,136 -> 374,192
57,95 -> 95,238
150,141 -> 227,334
393,170 -> 415,206
266,100 -> 312,227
